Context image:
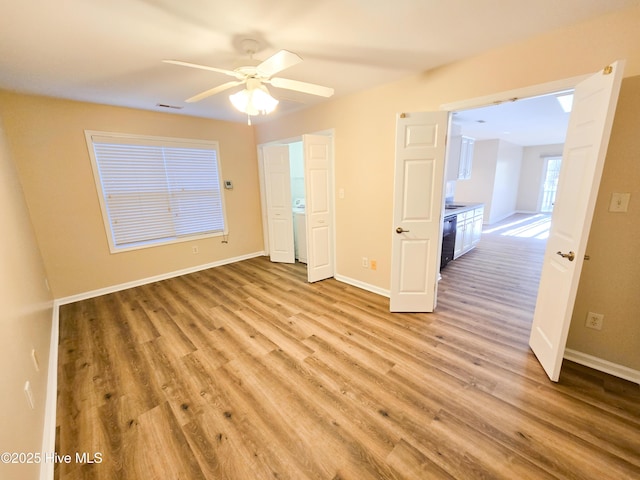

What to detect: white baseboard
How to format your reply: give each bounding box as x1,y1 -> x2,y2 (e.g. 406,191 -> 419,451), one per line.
40,303 -> 59,480
334,274 -> 390,298
41,251 -> 266,479
56,251 -> 265,306
564,348 -> 640,385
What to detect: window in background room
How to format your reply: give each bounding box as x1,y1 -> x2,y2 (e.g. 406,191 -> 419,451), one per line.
540,155 -> 562,213
85,131 -> 227,253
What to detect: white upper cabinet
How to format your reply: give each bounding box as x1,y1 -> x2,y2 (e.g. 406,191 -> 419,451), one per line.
445,125 -> 474,181
458,136 -> 475,180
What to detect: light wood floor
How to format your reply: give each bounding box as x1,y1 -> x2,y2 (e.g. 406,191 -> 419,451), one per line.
56,219 -> 640,479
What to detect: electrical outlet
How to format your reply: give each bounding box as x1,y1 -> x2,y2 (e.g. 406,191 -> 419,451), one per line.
585,312 -> 604,330
361,257 -> 369,268
370,260 -> 377,271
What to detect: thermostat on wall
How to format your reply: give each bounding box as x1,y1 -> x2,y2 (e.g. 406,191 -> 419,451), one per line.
224,180 -> 233,189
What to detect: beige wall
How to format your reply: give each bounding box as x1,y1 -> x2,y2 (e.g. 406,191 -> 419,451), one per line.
0,115 -> 53,480
455,139 -> 523,225
0,94 -> 264,298
490,140 -> 523,224
567,75 -> 640,371
517,144 -> 565,212
254,6 -> 640,371
455,139 -> 500,217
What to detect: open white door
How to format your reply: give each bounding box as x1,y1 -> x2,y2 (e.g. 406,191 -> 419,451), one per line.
263,145 -> 295,263
530,61 -> 624,381
390,112 -> 449,312
303,134 -> 334,282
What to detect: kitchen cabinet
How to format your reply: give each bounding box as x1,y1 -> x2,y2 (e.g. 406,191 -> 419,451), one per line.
446,132 -> 475,181
471,208 -> 483,248
445,125 -> 462,182
458,136 -> 475,180
453,205 -> 484,259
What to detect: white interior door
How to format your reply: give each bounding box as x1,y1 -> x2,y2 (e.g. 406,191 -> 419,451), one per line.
263,145 -> 295,263
529,61 -> 624,381
303,134 -> 334,282
390,112 -> 449,312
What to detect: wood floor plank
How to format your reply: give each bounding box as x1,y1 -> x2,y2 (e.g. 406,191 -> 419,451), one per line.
385,439 -> 456,480
132,401 -> 207,480
226,350 -> 403,480
56,214 -> 640,479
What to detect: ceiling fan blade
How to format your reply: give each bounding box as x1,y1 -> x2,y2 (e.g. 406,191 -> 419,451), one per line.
270,77 -> 334,97
185,80 -> 244,103
163,60 -> 244,80
256,50 -> 302,78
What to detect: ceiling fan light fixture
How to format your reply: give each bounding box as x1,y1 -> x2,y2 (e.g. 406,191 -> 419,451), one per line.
229,85 -> 279,116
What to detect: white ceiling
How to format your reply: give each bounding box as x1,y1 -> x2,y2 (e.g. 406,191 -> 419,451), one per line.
1,0 -> 637,136
453,92 -> 573,146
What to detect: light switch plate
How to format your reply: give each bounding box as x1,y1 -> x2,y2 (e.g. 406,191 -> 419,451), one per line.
609,192 -> 630,212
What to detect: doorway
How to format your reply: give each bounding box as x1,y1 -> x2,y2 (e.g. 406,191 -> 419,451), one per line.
258,131 -> 335,283
434,63 -> 624,382
391,64 -> 623,383
447,90 -> 571,223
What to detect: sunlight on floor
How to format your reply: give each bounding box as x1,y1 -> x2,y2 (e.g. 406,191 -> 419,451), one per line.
483,214 -> 551,239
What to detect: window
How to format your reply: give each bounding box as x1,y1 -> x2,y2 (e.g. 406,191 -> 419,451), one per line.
86,131 -> 227,252
540,155 -> 562,213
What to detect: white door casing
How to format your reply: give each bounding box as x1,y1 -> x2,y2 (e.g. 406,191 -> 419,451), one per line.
529,61 -> 625,381
303,134 -> 334,282
263,145 -> 295,263
390,112 -> 449,312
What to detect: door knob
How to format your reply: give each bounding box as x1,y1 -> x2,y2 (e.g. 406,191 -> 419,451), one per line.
396,227 -> 410,234
556,250 -> 575,261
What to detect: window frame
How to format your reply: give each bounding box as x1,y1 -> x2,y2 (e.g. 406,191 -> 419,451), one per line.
539,155 -> 562,213
85,130 -> 228,253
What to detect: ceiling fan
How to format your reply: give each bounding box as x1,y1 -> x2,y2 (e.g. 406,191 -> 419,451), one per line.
163,39 -> 334,117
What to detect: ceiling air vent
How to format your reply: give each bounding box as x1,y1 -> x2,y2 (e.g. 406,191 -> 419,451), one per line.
156,103 -> 183,110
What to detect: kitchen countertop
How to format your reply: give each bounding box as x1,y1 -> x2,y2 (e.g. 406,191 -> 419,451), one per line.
443,202 -> 484,216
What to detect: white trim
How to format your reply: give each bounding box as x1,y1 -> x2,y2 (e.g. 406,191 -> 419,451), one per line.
56,251 -> 265,306
564,348 -> 640,385
256,129 -> 336,280
84,130 -> 228,254
440,73 -> 588,112
334,274 -> 390,298
41,250 -> 263,479
40,303 -> 59,480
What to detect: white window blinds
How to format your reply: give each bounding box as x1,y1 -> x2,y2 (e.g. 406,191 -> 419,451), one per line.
86,132 -> 227,252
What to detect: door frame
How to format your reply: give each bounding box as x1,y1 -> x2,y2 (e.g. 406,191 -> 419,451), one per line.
440,73 -> 590,113
401,74 -> 590,312
257,130 -> 336,277
438,70 -> 616,376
